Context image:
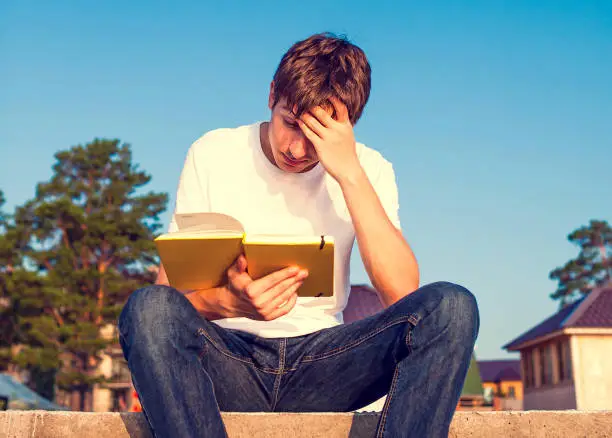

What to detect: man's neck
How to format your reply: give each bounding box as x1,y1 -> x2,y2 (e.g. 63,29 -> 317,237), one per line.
259,122 -> 277,168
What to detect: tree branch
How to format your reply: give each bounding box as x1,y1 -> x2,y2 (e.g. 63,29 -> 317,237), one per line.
58,219 -> 79,270
45,307 -> 64,327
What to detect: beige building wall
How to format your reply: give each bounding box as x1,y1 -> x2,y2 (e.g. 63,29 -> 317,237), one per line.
92,325 -> 119,412
523,382 -> 576,410
92,352 -> 113,412
572,335 -> 612,410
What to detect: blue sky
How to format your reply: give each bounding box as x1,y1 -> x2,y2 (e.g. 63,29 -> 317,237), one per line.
1,1 -> 610,359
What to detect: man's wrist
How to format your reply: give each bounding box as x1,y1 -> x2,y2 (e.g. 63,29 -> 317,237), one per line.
185,287 -> 229,321
336,164 -> 368,190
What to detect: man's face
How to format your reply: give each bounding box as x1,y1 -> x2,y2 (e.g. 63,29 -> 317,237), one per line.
265,90 -> 329,173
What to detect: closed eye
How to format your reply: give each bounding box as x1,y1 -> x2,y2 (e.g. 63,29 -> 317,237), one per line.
284,118 -> 299,129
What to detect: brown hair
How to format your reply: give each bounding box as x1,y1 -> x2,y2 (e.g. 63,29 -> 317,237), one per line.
272,33 -> 371,125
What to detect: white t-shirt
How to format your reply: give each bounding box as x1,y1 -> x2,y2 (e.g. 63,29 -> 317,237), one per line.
168,121 -> 401,338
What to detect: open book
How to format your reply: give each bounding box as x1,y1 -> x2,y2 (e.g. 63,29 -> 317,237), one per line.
154,213 -> 334,297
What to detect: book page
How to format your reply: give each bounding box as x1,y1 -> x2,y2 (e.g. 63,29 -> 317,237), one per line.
174,212 -> 245,234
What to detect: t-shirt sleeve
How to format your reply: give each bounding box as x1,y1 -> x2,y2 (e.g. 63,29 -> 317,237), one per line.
372,160 -> 402,230
168,144 -> 210,233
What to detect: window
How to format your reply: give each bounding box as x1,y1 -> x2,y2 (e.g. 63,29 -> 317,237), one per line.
553,338 -> 573,383
563,339 -> 572,381
508,386 -> 516,398
540,344 -> 553,385
556,341 -> 565,381
111,389 -> 129,412
523,350 -> 534,388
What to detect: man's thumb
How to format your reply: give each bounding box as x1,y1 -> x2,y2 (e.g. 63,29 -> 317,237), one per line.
236,254 -> 248,273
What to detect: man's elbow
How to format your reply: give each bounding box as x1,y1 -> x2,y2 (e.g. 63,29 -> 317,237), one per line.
377,273 -> 419,307
393,264 -> 420,299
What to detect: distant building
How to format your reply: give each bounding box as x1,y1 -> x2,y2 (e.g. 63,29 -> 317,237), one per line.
478,359 -> 522,410
93,338 -> 136,412
51,324 -> 136,412
457,355 -> 485,410
504,284 -> 612,410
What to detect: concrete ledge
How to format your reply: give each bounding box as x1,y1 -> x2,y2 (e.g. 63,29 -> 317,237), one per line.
1,410 -> 612,437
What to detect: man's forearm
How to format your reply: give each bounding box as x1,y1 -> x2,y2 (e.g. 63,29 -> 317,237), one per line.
155,264 -> 228,320
339,168 -> 419,306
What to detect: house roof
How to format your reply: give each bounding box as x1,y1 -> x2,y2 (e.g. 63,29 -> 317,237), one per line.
478,360 -> 521,382
504,285 -> 612,351
0,374 -> 69,410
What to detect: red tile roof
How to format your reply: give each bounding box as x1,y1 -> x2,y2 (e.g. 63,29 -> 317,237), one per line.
567,285 -> 612,327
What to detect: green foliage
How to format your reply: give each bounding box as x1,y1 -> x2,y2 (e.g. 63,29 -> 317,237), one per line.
549,219 -> 612,306
0,190 -> 24,370
1,139 -> 168,409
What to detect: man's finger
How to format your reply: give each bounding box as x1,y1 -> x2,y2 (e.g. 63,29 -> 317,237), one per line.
266,280 -> 304,310
329,96 -> 350,124
227,255 -> 252,293
236,254 -> 248,273
254,265 -> 301,291
300,112 -> 326,138
227,255 -> 246,278
263,288 -> 299,320
297,119 -> 320,147
311,106 -> 334,127
255,271 -> 305,308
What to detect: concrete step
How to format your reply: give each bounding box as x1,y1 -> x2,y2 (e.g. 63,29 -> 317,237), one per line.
1,410 -> 612,437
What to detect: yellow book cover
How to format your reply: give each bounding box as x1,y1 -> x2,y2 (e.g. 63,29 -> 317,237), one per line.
154,213 -> 334,297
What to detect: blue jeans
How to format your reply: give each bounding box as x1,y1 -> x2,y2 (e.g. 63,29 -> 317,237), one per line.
118,281 -> 479,438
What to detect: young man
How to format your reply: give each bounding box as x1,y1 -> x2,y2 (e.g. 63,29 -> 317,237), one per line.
119,33 -> 479,438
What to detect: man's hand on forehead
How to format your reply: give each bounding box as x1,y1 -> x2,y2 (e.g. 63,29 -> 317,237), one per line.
289,97 -> 344,122
296,96 -> 360,183
318,100 -> 337,120
309,97 -> 350,125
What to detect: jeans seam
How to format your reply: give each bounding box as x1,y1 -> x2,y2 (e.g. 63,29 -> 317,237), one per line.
300,315 -> 418,363
405,327 -> 413,354
376,365 -> 400,438
198,341 -> 208,360
196,328 -> 254,364
196,328 -> 292,375
271,338 -> 287,411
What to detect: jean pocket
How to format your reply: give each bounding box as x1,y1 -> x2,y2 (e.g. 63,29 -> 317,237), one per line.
195,327 -> 257,367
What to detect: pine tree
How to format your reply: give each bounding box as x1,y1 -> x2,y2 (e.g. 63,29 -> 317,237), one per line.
8,139 -> 167,410
0,189 -> 19,371
549,219 -> 612,306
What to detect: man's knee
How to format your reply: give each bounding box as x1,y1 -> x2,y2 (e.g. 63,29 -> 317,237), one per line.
406,281 -> 479,343
118,284 -> 184,341
433,281 -> 479,340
